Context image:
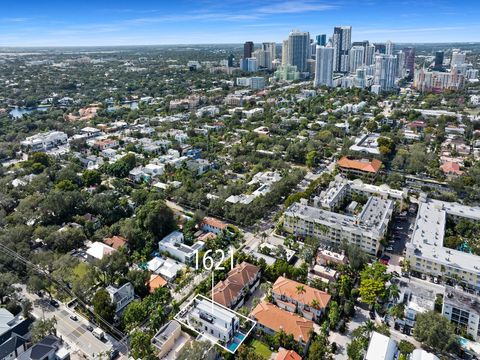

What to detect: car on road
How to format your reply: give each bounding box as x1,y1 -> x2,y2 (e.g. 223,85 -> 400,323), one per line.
69,315 -> 78,321
50,300 -> 60,308
86,325 -> 94,332
110,349 -> 119,359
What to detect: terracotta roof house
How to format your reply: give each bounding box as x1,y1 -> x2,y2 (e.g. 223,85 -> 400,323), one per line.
272,276 -> 331,322
103,235 -> 127,250
250,301 -> 313,349
200,217 -> 228,235
440,161 -> 463,177
147,274 -> 167,294
275,348 -> 302,360
213,262 -> 260,309
337,156 -> 382,178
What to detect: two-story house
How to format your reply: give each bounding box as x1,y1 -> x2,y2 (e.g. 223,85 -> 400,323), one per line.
213,262 -> 260,309
106,282 -> 135,315
272,277 -> 331,322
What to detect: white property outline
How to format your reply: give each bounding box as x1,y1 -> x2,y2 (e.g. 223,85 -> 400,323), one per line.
174,294 -> 257,354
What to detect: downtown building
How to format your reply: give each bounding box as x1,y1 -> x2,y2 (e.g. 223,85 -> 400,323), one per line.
373,54 -> 397,92
349,45 -> 365,74
332,26 -> 352,73
287,30 -> 310,72
314,46 -> 334,87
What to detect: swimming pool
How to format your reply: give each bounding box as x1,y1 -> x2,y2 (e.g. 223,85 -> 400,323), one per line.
227,332 -> 246,352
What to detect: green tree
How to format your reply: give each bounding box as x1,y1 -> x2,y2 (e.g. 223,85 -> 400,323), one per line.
136,200 -> 176,240
328,301 -> 340,329
130,330 -> 157,360
83,170 -> 102,187
31,318 -> 57,342
121,300 -> 147,331
92,289 -> 116,323
398,340 -> 415,355
176,340 -> 218,360
413,310 -> 459,354
359,262 -> 390,306
0,273 -> 18,304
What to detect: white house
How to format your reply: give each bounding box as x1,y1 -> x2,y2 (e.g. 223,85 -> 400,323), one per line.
106,282 -> 135,314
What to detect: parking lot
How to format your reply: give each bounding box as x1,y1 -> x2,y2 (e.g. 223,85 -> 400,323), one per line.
385,206 -> 417,256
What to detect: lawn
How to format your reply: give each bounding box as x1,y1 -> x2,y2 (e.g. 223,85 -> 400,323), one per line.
248,339 -> 272,359
73,262 -> 89,278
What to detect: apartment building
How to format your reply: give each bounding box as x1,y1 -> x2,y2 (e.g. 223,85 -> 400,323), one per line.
272,277 -> 331,322
442,286 -> 480,340
213,262 -> 260,309
405,196 -> 480,291
284,195 -> 394,256
337,156 -> 382,179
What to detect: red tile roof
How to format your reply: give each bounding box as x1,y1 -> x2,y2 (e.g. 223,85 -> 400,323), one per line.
213,262 -> 260,307
147,274 -> 167,293
201,217 -> 227,230
272,276 -> 331,309
250,302 -> 314,342
103,235 -> 127,250
276,348 -> 302,360
440,161 -> 463,175
337,156 -> 382,174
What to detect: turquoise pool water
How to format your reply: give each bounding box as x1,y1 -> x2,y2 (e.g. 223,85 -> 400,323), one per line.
227,332 -> 246,352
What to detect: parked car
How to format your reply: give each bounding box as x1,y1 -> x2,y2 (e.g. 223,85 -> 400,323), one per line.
386,246 -> 394,252
50,300 -> 60,308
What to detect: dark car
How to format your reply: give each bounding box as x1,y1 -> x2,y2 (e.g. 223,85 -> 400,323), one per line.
50,300 -> 60,308
110,349 -> 119,359
69,315 -> 78,321
86,325 -> 94,332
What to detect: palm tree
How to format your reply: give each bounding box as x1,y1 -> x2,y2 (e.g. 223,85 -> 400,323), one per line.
311,299 -> 320,310
361,320 -> 376,336
388,284 -> 400,303
296,285 -> 306,295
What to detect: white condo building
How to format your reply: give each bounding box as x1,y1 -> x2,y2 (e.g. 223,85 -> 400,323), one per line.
284,176 -> 397,255
442,286 -> 480,340
374,54 -> 397,91
314,46 -> 334,87
349,46 -> 365,74
405,196 -> 480,291
287,30 -> 310,72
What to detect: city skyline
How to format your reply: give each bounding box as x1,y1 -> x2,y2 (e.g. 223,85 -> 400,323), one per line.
1,0 -> 480,46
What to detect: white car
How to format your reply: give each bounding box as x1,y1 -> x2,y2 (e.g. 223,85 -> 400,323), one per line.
386,246 -> 393,252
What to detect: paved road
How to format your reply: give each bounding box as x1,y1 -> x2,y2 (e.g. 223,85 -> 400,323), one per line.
329,305 -> 370,360
19,286 -> 122,359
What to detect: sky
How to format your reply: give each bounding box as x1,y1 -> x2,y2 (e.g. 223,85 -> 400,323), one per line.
1,0 -> 480,47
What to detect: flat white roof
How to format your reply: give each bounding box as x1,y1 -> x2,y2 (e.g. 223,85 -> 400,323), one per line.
407,198 -> 480,275
365,332 -> 397,360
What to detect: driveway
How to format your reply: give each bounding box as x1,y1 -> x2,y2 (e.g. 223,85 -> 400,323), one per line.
328,305 -> 370,359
